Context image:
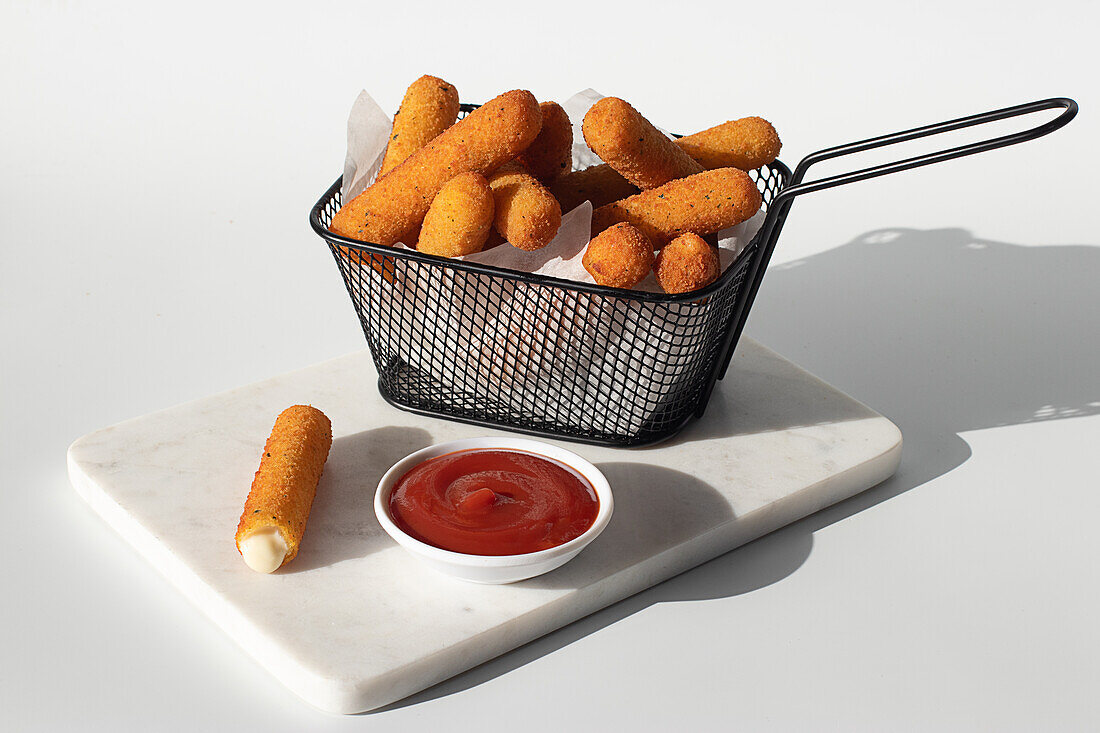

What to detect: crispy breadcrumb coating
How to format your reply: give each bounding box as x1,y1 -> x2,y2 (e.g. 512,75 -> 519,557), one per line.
517,101 -> 573,183
591,167 -> 762,245
235,405 -> 332,569
553,115 -> 780,211
488,163 -> 562,251
655,233 -> 720,293
582,97 -> 703,189
582,222 -> 655,289
417,172 -> 495,257
675,117 -> 781,171
330,90 -> 542,246
380,75 -> 460,175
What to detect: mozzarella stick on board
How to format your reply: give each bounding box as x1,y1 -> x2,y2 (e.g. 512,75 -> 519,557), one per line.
582,96 -> 703,189
236,405 -> 332,573
591,167 -> 762,245
380,75 -> 460,175
330,90 -> 542,246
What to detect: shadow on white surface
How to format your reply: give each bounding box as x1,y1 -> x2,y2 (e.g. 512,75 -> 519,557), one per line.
368,227 -> 1099,713
753,227 -> 1100,431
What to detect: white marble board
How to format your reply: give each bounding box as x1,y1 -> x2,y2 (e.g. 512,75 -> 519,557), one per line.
67,338 -> 902,714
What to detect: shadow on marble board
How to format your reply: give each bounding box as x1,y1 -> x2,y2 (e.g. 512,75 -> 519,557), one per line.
368,228 -> 1100,713
522,464 -> 734,591
286,426 -> 432,573
371,519 -> 812,715
655,346 -> 880,446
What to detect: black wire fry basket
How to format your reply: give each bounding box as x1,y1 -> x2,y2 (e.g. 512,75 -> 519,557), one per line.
311,98 -> 1076,446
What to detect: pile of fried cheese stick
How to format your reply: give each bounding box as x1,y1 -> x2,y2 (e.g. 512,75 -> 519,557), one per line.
330,75 -> 782,294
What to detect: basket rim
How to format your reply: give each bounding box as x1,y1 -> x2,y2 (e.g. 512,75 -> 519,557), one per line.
309,158 -> 790,304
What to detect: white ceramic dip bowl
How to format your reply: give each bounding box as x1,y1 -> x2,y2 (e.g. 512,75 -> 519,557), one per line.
374,437 -> 613,584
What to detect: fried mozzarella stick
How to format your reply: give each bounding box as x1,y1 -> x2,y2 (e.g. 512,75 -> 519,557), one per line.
591,167 -> 762,244
582,96 -> 703,189
488,163 -> 562,250
582,222 -> 655,289
517,101 -> 573,183
236,405 -> 332,573
676,116 -> 782,171
380,75 -> 460,175
655,232 -> 720,293
549,163 -> 639,213
330,90 -> 542,246
417,172 -> 495,257
552,116 -> 780,211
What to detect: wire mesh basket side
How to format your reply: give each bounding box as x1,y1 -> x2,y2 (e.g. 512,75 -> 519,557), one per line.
315,162 -> 788,445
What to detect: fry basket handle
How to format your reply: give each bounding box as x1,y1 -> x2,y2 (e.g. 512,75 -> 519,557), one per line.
776,97 -> 1077,201
699,97 -> 1077,416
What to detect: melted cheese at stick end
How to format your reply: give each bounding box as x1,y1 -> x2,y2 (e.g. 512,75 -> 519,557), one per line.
239,526 -> 288,573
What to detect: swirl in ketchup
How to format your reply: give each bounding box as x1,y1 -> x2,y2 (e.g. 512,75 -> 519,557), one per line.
388,449 -> 599,556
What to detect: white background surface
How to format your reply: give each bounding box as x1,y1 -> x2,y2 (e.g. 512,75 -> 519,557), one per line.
2,1 -> 1097,730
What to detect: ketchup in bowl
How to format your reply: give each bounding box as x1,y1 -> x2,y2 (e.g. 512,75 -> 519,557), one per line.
388,449 -> 599,556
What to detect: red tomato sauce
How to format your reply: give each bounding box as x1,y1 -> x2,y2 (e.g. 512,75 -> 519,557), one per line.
389,449 -> 599,556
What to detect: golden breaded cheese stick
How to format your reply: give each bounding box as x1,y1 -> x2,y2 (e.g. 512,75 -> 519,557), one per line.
489,163 -> 562,251
550,116 -> 778,212
417,172 -> 495,257
675,117 -> 782,171
582,96 -> 703,189
517,101 -> 573,183
380,75 -> 460,175
582,222 -> 655,289
330,90 -> 542,246
549,163 -> 639,213
591,167 -> 762,244
655,232 -> 720,293
556,117 -> 779,212
235,405 -> 332,573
